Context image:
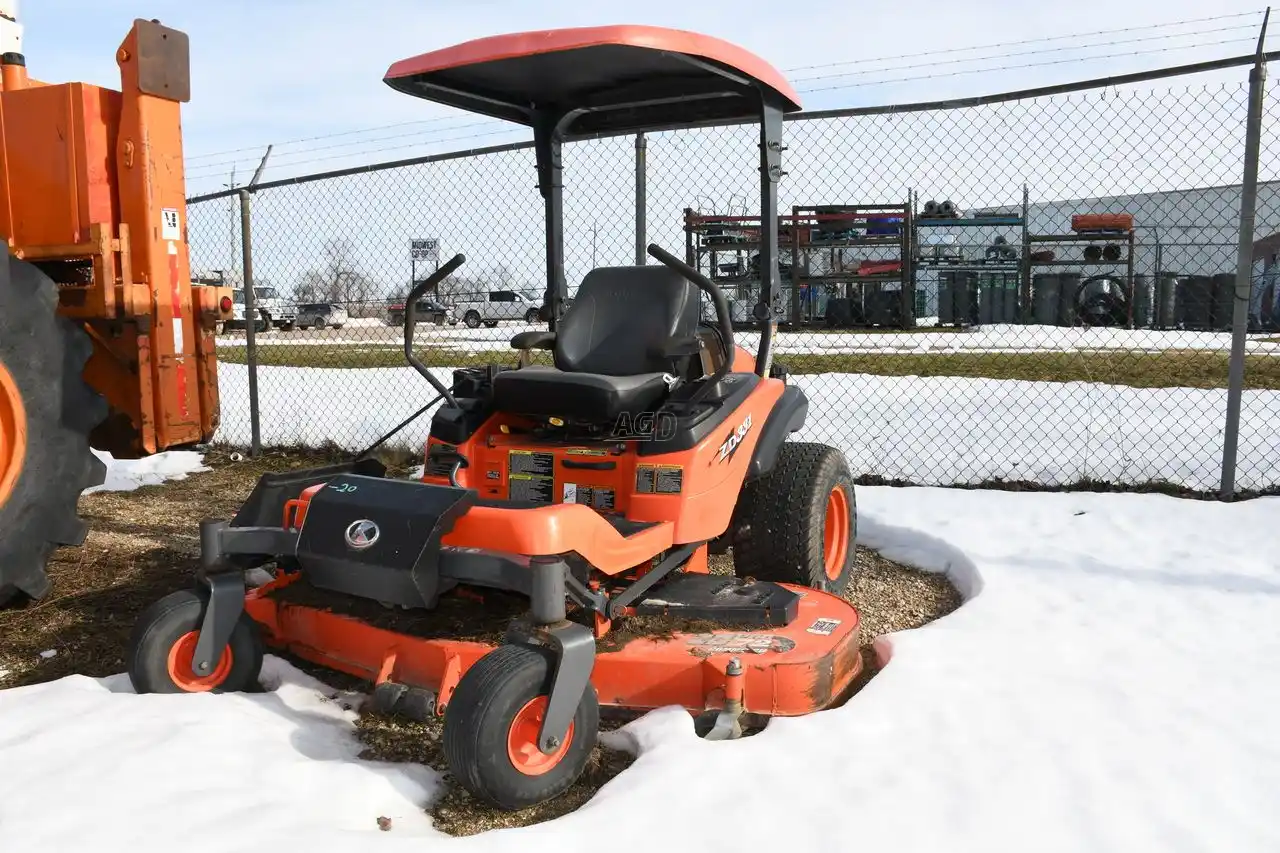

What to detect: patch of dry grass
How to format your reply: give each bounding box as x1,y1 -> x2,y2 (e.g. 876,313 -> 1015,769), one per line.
217,343 -> 1280,390
0,446 -> 413,688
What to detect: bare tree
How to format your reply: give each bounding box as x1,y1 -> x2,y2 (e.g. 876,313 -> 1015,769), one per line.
292,239 -> 380,316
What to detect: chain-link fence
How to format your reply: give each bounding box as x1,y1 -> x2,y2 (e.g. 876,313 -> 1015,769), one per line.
187,53 -> 1280,497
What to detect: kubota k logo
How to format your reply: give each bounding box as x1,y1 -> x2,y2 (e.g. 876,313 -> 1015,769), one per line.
716,413 -> 752,464
344,519 -> 380,550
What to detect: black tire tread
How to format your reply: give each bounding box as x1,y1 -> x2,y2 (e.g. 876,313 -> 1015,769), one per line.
442,643 -> 598,810
0,256 -> 108,605
732,441 -> 857,593
127,588 -> 264,694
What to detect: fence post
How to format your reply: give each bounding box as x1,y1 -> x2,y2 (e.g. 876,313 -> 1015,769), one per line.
635,132 -> 647,264
1221,18 -> 1269,499
238,188 -> 262,456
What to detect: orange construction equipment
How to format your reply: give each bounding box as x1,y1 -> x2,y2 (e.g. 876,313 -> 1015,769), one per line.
129,25 -> 864,814
0,12 -> 232,604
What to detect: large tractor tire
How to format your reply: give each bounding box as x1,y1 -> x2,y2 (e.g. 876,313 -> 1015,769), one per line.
730,442 -> 858,595
0,255 -> 108,606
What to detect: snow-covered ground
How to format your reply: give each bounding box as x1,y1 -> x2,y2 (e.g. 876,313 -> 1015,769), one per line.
212,363 -> 1280,492
87,450 -> 210,494
3,487 -> 1277,851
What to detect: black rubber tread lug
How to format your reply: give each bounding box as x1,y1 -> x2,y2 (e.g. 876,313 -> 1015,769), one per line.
0,256 -> 110,605
731,441 -> 858,594
442,643 -> 599,811
127,588 -> 264,694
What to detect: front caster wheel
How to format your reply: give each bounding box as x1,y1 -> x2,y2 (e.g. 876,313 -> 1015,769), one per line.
442,643 -> 599,811
127,589 -> 263,694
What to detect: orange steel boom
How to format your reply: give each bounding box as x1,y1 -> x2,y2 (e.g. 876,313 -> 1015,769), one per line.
0,18 -> 231,456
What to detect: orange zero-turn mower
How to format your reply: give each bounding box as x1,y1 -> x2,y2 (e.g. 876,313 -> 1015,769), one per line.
127,26 -> 863,811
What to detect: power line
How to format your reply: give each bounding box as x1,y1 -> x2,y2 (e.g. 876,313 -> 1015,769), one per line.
185,118 -> 509,176
184,111 -> 487,161
797,35 -> 1259,94
785,9 -> 1263,72
186,124 -> 529,183
790,22 -> 1260,83
183,10 -> 1264,164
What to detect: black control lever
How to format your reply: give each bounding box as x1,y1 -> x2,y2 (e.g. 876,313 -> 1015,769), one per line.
427,445 -> 469,488
646,243 -> 736,398
404,254 -> 466,408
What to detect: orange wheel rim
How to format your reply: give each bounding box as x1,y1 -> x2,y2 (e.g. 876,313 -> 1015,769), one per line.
165,631 -> 234,692
0,361 -> 26,508
506,696 -> 572,776
823,485 -> 851,581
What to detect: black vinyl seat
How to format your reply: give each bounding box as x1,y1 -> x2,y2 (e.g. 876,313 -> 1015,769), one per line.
492,266 -> 699,422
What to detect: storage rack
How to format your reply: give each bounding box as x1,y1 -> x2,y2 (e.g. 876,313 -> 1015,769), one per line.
682,207 -> 793,328
910,190 -> 1029,327
1022,223 -> 1137,328
684,190 -> 1140,330
682,202 -> 915,330
788,203 -> 915,330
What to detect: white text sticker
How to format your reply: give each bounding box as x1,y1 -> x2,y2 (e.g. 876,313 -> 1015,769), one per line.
806,618 -> 842,636
161,208 -> 181,240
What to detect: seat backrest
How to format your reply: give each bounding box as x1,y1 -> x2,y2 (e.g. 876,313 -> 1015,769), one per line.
555,266 -> 700,376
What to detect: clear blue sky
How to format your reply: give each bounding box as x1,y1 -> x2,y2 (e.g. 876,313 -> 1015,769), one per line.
20,0 -> 1270,193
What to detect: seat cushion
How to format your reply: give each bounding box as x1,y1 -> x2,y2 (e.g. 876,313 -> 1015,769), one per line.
492,366 -> 670,422
555,266 -> 699,376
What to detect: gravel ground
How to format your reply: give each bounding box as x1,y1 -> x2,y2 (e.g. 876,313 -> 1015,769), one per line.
0,448 -> 962,837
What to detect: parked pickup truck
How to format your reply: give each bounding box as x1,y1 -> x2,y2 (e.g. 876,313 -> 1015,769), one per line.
229,285 -> 296,330
225,286 -> 295,331
453,290 -> 542,328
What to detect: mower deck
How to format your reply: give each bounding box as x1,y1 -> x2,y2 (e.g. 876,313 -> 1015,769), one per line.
244,572 -> 862,717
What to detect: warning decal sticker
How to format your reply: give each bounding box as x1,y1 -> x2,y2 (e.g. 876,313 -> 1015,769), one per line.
509,450 -> 554,503
635,465 -> 684,494
806,618 -> 842,636
655,465 -> 683,494
685,633 -> 796,657
562,483 -> 616,510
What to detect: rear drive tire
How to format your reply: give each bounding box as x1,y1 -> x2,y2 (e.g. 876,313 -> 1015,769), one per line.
127,589 -> 264,694
442,643 -> 599,811
0,256 -> 108,607
524,308 -> 540,324
464,311 -> 481,329
731,442 -> 858,594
